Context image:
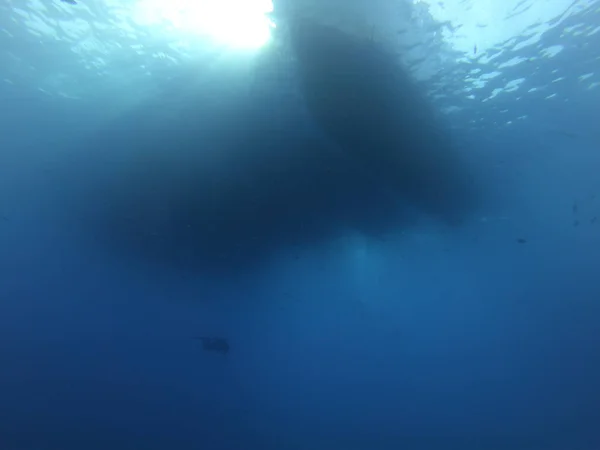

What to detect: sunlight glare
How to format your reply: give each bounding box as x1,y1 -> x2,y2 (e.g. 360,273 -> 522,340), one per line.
134,0 -> 274,49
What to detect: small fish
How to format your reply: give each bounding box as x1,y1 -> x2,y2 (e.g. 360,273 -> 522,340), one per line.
516,238 -> 527,244
473,44 -> 477,55
193,336 -> 230,355
573,220 -> 580,227
572,202 -> 578,214
591,216 -> 597,224
555,130 -> 577,139
60,0 -> 77,4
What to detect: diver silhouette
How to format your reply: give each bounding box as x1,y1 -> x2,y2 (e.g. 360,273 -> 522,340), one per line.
193,336 -> 230,355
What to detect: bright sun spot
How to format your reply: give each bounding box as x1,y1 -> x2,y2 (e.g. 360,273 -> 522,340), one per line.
133,0 -> 274,49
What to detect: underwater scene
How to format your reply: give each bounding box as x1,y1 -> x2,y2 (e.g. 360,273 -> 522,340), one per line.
0,0 -> 599,448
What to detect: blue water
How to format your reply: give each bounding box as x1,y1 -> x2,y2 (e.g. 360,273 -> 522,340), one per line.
1,0 -> 600,449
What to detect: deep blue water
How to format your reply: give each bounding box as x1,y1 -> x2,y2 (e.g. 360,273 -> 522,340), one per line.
1,1 -> 600,449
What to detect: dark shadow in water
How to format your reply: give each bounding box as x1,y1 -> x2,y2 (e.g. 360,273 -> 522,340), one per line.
65,17 -> 480,276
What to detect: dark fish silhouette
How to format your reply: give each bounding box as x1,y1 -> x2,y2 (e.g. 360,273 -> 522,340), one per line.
60,0 -> 77,4
193,336 -> 230,354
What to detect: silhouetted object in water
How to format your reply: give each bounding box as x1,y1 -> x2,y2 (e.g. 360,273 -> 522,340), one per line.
194,336 -> 230,355
60,0 -> 77,4
71,10 -> 479,276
